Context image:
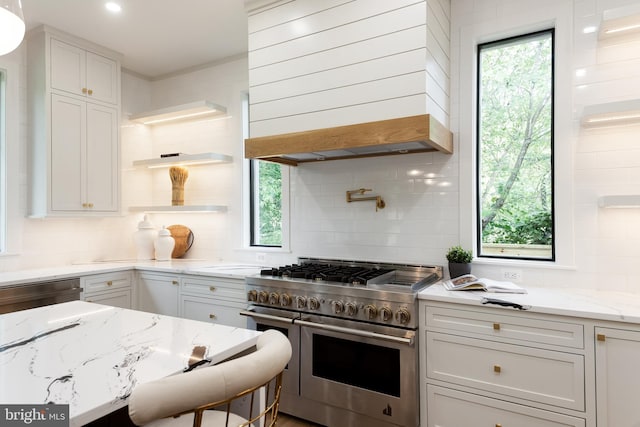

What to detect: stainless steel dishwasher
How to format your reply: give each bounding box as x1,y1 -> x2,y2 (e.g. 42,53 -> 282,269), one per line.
0,277 -> 82,314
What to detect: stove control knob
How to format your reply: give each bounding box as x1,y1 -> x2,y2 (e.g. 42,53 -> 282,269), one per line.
258,291 -> 269,304
296,296 -> 307,309
345,302 -> 358,316
380,307 -> 393,322
269,292 -> 280,305
332,300 -> 344,314
247,290 -> 258,302
280,293 -> 292,307
364,304 -> 378,320
395,308 -> 411,325
309,297 -> 320,311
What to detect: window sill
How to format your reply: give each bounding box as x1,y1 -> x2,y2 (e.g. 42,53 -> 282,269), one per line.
472,257 -> 576,271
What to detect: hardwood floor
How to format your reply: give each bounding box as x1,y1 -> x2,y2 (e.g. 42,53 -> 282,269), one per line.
277,412 -> 325,427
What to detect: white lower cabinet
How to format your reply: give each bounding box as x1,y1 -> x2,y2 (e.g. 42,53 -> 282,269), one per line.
427,385 -> 585,427
136,272 -> 246,328
81,271 -> 133,308
594,326 -> 640,426
180,275 -> 247,328
420,301 -> 590,427
137,273 -> 180,316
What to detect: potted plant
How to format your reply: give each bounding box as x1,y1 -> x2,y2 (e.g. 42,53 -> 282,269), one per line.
446,246 -> 473,279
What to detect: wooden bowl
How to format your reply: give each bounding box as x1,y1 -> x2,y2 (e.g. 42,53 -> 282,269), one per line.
167,225 -> 194,258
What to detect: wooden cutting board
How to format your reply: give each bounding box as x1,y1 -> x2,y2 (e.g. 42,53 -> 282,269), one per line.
167,225 -> 194,258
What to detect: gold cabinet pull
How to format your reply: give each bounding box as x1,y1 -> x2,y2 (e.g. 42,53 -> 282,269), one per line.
496,424 -> 502,427
106,281 -> 113,286
493,323 -> 500,331
597,334 -> 606,342
82,87 -> 88,94
88,89 -> 93,95
209,286 -> 216,292
209,313 -> 216,320
172,280 -> 179,285
494,365 -> 501,373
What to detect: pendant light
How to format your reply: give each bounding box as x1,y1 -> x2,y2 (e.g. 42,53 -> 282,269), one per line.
0,0 -> 25,56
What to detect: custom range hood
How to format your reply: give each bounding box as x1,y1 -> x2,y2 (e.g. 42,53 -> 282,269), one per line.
244,114 -> 453,166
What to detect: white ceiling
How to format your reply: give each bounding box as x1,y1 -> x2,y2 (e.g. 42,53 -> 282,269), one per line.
22,0 -> 249,79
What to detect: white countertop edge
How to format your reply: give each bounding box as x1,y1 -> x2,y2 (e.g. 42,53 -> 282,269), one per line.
419,281 -> 640,324
0,262 -> 266,288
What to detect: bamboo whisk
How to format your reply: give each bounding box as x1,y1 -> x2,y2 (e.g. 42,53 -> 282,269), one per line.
169,166 -> 189,206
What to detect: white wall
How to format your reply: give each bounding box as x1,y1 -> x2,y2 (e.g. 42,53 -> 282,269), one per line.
284,0 -> 640,291
0,47 -> 250,271
4,0 -> 640,293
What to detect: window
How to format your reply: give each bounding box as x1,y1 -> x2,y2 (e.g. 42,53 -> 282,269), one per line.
477,29 -> 554,260
250,159 -> 283,247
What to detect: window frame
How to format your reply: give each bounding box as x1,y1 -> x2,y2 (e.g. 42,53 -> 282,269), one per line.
455,0 -> 575,270
475,28 -> 556,262
242,92 -> 290,252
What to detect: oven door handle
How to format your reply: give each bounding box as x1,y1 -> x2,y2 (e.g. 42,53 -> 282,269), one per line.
295,319 -> 414,346
240,309 -> 296,325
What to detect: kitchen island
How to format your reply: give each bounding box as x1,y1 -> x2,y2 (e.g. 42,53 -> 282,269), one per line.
0,301 -> 261,426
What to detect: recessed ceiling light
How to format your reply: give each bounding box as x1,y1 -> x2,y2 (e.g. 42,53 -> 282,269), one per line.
105,2 -> 122,13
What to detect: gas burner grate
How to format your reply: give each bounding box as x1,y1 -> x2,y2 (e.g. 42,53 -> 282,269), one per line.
260,263 -> 394,285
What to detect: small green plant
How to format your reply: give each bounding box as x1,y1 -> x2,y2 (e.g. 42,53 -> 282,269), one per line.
446,246 -> 472,264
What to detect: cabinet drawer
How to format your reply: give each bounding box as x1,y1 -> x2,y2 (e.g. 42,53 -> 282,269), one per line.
82,271 -> 131,294
425,305 -> 584,349
84,289 -> 131,309
426,332 -> 585,411
181,276 -> 244,301
180,295 -> 247,328
426,385 -> 585,427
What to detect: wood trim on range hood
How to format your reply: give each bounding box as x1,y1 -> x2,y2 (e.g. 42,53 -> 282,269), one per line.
244,114 -> 453,166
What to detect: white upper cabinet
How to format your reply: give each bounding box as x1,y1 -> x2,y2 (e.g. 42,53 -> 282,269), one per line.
50,38 -> 118,105
27,26 -> 121,217
246,0 -> 451,138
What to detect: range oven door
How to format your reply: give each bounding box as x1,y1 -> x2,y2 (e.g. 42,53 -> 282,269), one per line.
241,306 -> 300,396
298,317 -> 418,427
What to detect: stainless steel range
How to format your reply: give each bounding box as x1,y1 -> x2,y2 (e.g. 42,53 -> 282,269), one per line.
241,258 -> 442,427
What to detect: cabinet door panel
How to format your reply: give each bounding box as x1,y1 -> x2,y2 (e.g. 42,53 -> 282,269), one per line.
595,327 -> 640,426
86,52 -> 118,104
50,38 -> 85,97
50,94 -> 85,211
86,104 -> 118,211
138,274 -> 180,316
426,385 -> 585,427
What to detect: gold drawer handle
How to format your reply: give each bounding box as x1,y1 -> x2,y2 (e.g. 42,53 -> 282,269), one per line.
209,314 -> 216,320
496,424 -> 502,427
106,281 -> 113,286
494,365 -> 501,373
82,87 -> 87,94
209,286 -> 216,292
597,334 -> 606,342
493,323 -> 500,331
172,280 -> 179,285
88,89 -> 93,95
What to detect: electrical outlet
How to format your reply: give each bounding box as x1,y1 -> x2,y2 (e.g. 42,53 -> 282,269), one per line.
255,252 -> 266,263
501,269 -> 523,283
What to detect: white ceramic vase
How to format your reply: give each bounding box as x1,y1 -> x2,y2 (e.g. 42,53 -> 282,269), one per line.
154,226 -> 175,261
133,215 -> 156,260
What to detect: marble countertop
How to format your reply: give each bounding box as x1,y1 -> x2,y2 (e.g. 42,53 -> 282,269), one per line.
0,301 -> 261,426
419,281 -> 640,324
0,261 -> 265,288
